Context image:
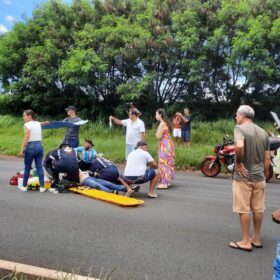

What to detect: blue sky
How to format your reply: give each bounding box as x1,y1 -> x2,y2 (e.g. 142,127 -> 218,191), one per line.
0,0 -> 71,34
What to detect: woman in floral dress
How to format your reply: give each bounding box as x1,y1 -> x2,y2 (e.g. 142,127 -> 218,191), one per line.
155,108 -> 175,189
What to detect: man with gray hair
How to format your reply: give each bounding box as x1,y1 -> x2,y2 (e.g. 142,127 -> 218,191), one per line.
229,105 -> 270,252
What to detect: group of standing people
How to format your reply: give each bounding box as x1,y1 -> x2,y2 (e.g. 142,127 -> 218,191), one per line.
19,104 -> 178,197
19,106 -> 82,192
110,107 -> 175,194
172,107 -> 192,146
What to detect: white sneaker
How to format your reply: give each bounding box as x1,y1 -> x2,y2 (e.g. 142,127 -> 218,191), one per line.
48,188 -> 58,194
39,187 -> 46,193
19,186 -> 27,192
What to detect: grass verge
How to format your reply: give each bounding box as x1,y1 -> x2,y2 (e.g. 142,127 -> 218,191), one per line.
0,115 -> 274,169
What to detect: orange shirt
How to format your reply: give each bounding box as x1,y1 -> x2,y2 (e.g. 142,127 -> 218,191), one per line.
173,116 -> 182,129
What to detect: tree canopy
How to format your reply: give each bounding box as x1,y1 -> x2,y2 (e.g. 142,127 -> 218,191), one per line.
0,0 -> 280,120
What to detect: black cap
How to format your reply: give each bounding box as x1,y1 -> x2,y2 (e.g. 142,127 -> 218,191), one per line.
136,141 -> 147,149
65,105 -> 76,112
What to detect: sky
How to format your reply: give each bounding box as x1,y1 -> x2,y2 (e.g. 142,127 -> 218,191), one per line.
0,0 -> 71,35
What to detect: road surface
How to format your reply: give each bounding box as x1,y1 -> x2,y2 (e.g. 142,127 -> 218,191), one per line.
0,157 -> 279,280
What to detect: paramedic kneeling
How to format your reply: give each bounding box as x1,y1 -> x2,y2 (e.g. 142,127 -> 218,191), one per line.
123,141 -> 159,198
44,145 -> 79,191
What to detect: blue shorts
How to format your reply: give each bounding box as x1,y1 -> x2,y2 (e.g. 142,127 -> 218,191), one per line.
123,168 -> 156,184
181,130 -> 191,142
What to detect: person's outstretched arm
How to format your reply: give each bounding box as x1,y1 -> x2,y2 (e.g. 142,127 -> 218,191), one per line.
110,116 -> 122,125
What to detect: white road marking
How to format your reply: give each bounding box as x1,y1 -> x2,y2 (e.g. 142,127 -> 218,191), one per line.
0,259 -> 98,280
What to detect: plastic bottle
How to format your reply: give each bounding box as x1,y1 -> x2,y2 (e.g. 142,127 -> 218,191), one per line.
18,177 -> 23,188
273,239 -> 280,280
17,171 -> 24,188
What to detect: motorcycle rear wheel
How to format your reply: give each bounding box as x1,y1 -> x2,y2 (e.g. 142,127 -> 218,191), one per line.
200,159 -> 221,177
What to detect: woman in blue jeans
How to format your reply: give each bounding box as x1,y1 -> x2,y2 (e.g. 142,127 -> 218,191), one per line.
19,110 -> 48,192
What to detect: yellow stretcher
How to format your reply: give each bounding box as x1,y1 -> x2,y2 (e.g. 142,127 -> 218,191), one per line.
69,187 -> 144,207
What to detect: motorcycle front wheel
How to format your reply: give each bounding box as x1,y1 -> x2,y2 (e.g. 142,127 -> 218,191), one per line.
200,159 -> 221,177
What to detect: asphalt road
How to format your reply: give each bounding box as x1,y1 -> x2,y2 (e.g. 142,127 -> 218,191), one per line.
0,157 -> 280,280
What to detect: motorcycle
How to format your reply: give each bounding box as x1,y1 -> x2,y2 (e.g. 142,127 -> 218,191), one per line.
200,135 -> 280,181
200,135 -> 235,177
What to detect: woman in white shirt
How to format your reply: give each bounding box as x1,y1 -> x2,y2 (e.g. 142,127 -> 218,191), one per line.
19,110 -> 48,192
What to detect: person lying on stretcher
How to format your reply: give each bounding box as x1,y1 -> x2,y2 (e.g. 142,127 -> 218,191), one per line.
79,171 -> 138,197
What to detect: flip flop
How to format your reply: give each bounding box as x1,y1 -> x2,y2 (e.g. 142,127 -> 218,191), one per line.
228,241 -> 252,252
147,193 -> 158,198
251,242 -> 263,249
126,189 -> 134,197
132,185 -> 140,192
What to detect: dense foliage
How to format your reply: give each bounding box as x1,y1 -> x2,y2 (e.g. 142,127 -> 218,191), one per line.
0,0 -> 280,120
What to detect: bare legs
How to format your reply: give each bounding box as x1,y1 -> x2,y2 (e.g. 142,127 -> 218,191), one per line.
148,172 -> 160,197
229,212 -> 263,250
251,212 -> 263,246
238,213 -> 251,248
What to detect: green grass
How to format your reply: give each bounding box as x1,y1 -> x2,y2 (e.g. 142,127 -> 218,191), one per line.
0,115 -> 275,169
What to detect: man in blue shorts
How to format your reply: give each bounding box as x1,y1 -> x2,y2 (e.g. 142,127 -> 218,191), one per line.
122,141 -> 159,198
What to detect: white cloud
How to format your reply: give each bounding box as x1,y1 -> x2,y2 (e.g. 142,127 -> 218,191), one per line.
0,24 -> 9,34
6,15 -> 15,23
3,0 -> 12,4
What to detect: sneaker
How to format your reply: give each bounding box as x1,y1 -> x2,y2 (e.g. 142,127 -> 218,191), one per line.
39,187 -> 46,193
48,188 -> 58,194
132,185 -> 140,192
113,190 -> 119,195
19,186 -> 27,192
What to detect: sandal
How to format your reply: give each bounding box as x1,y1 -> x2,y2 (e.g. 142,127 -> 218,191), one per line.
251,242 -> 263,249
147,193 -> 158,198
156,184 -> 168,189
229,241 -> 252,252
126,189 -> 134,197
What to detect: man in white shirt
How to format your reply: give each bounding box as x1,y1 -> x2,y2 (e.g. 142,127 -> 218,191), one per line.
122,141 -> 159,198
110,110 -> 146,159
